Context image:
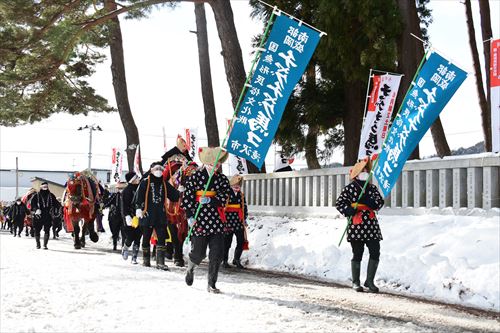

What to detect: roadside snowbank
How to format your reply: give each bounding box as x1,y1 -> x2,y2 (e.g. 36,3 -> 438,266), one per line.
242,213 -> 500,311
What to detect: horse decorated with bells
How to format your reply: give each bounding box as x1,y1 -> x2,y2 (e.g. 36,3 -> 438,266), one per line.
62,171 -> 100,249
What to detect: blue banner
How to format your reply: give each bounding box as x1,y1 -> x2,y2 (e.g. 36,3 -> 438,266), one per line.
226,14 -> 321,169
374,51 -> 467,197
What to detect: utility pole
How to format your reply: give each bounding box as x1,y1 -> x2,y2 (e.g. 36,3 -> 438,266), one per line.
78,124 -> 102,171
15,157 -> 19,198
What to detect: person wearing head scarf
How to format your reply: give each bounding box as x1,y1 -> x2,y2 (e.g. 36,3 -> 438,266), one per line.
121,172 -> 142,264
222,175 -> 248,269
335,158 -> 384,293
135,162 -> 180,270
181,147 -> 230,293
30,182 -> 59,249
10,197 -> 29,237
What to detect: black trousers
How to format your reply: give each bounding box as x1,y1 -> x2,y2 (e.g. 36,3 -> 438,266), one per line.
124,226 -> 142,247
166,223 -> 183,261
189,234 -> 224,266
223,229 -> 245,262
13,217 -> 24,235
350,240 -> 380,262
108,216 -> 123,244
141,224 -> 167,249
34,216 -> 52,236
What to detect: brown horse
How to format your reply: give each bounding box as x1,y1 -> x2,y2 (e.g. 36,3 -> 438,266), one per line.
62,172 -> 100,249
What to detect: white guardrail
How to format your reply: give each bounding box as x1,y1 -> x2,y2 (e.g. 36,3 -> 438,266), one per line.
242,155 -> 500,217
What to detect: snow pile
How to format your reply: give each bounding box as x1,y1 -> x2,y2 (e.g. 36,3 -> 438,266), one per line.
243,212 -> 500,311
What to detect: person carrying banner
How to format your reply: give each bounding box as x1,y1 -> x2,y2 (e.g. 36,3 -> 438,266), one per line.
121,172 -> 142,264
222,175 -> 248,269
135,162 -> 180,270
181,147 -> 230,293
336,158 -> 384,293
31,182 -> 59,249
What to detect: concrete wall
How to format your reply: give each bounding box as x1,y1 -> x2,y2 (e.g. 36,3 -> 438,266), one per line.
242,155 -> 500,217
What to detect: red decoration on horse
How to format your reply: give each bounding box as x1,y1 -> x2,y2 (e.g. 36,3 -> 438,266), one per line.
62,172 -> 100,249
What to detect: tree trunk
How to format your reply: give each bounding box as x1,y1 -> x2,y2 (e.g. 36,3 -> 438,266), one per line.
396,0 -> 422,160
194,3 -> 220,147
105,0 -> 141,173
479,0 -> 493,151
304,64 -> 320,169
305,124 -> 321,169
207,0 -> 246,109
208,0 -> 265,173
343,80 -> 364,166
397,0 -> 450,158
465,0 -> 489,153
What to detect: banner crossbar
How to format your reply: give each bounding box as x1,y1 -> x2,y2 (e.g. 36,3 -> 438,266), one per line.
256,0 -> 327,36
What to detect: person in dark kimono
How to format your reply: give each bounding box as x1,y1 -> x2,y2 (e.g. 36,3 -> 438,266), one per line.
10,198 -> 28,237
104,181 -> 127,251
31,182 -> 59,249
135,162 -> 180,270
335,158 -> 384,293
121,172 -> 142,264
222,175 -> 248,269
181,147 -> 230,293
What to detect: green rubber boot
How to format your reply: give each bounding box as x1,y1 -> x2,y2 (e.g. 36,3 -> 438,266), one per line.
351,260 -> 363,292
364,259 -> 379,293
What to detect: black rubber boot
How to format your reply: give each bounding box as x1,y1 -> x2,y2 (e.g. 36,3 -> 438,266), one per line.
232,259 -> 245,269
207,261 -> 221,293
43,233 -> 49,250
142,247 -> 151,267
113,239 -> 117,251
156,246 -> 169,271
35,235 -> 41,249
351,260 -> 364,292
222,261 -> 232,269
185,258 -> 197,286
364,259 -> 380,293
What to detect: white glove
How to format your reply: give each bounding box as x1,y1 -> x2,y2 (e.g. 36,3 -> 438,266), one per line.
35,209 -> 42,216
200,197 -> 211,204
177,185 -> 185,193
125,215 -> 132,226
135,209 -> 143,219
188,217 -> 196,227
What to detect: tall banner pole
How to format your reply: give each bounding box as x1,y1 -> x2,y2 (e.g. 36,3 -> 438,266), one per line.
361,69 -> 373,122
338,51 -> 429,247
491,39 -> 500,153
185,9 -> 278,244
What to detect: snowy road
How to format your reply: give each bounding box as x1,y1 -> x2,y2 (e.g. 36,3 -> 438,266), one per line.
1,230 -> 498,333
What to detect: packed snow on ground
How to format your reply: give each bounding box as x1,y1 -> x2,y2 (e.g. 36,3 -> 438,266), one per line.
243,211 -> 500,311
2,225 -> 499,333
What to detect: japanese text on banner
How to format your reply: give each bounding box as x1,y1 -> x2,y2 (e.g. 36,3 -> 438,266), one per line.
358,74 -> 402,159
374,52 -> 467,197
226,14 -> 321,168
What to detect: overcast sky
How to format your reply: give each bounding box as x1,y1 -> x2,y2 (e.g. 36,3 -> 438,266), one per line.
0,0 -> 498,173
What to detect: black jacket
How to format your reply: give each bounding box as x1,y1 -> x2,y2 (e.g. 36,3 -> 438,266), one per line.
121,183 -> 138,219
135,175 -> 180,226
9,203 -> 28,222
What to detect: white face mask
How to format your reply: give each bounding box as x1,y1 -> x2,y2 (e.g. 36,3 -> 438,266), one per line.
152,170 -> 163,178
358,172 -> 369,181
16,201 -> 21,205
40,185 -> 48,190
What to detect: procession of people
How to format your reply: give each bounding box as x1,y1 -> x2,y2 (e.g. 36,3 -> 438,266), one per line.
1,138 -> 385,295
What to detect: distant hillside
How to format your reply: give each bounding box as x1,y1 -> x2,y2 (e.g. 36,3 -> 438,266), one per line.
450,141 -> 485,155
